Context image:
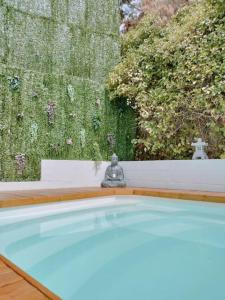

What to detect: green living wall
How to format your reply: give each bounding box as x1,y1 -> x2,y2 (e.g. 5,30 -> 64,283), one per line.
0,0 -> 136,181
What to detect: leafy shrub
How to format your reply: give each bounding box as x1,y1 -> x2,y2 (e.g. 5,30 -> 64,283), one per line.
207,0 -> 225,11
108,0 -> 225,159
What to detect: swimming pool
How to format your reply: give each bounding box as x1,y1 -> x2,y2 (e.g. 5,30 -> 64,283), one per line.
0,195 -> 225,300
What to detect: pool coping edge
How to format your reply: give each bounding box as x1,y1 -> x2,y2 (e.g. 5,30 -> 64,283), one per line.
0,187 -> 225,208
0,255 -> 61,299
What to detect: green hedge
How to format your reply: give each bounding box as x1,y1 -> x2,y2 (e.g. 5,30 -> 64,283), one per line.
108,0 -> 225,160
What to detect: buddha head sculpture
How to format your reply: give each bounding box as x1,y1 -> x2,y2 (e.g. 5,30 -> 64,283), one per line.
111,153 -> 118,167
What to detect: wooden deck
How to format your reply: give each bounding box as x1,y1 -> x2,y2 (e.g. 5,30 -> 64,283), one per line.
0,255 -> 60,300
0,187 -> 225,208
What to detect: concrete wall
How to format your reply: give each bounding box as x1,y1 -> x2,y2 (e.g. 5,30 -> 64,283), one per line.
41,159 -> 225,192
0,159 -> 224,193
41,160 -> 108,187
0,160 -> 108,191
121,160 -> 225,192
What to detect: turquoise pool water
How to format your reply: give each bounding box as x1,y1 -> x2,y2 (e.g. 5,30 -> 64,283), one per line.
0,196 -> 225,300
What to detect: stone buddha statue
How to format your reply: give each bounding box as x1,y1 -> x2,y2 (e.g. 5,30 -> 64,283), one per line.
101,154 -> 126,188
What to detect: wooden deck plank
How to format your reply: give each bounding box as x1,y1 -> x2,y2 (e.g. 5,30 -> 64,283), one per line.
0,256 -> 60,300
132,187 -> 225,203
0,187 -> 224,208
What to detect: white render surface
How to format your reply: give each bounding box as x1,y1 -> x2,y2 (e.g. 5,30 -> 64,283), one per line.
0,180 -> 84,191
41,160 -> 109,187
120,160 -> 225,193
0,159 -> 225,193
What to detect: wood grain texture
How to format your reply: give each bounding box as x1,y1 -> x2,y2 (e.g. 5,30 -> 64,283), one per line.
0,256 -> 60,300
0,187 -> 225,208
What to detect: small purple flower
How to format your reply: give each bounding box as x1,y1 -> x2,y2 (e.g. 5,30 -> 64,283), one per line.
46,102 -> 56,124
50,143 -> 60,151
15,153 -> 26,175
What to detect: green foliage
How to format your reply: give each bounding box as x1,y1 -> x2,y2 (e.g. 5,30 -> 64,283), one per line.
108,0 -> 225,160
121,15 -> 161,54
0,0 -> 136,181
92,114 -> 101,131
207,0 -> 225,11
93,142 -> 103,162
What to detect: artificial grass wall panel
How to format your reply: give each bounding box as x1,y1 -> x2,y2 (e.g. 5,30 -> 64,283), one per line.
0,0 -> 135,181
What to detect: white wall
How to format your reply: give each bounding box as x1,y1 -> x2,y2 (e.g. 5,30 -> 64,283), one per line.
41,160 -> 109,187
0,161 -> 108,191
41,159 -> 225,193
0,160 -> 108,192
120,160 -> 225,192
0,159 -> 224,193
